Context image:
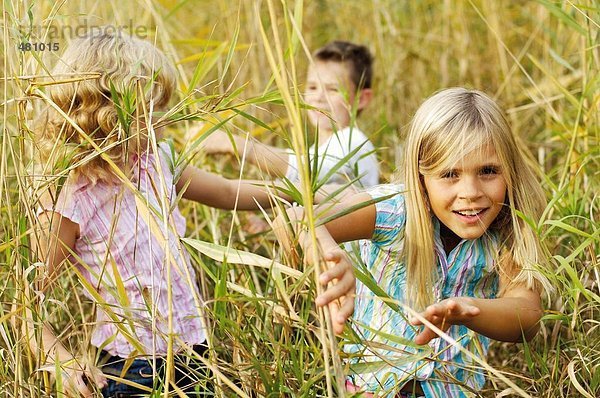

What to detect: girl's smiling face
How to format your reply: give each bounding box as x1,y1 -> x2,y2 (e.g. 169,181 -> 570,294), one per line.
423,144 -> 507,247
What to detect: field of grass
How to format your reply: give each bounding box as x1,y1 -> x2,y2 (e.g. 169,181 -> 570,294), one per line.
1,0 -> 598,397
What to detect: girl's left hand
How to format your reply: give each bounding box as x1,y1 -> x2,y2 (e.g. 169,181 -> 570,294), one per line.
410,297 -> 481,345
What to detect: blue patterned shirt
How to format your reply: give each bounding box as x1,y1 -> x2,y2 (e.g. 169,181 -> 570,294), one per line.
345,184 -> 500,397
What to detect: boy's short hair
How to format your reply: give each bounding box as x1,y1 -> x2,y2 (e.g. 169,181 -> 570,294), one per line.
314,40 -> 373,90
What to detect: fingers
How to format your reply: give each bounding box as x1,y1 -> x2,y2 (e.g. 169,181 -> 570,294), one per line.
323,249 -> 344,263
318,261 -> 347,286
414,328 -> 439,345
315,251 -> 354,303
62,363 -> 107,397
315,260 -> 355,307
327,303 -> 344,335
327,299 -> 354,335
337,294 -> 355,322
410,298 -> 481,344
409,303 -> 442,326
441,299 -> 480,319
410,305 -> 447,345
304,250 -> 355,334
332,319 -> 346,335
244,215 -> 269,235
315,275 -> 354,307
318,250 -> 352,283
87,366 -> 108,389
411,299 -> 480,325
66,372 -> 94,398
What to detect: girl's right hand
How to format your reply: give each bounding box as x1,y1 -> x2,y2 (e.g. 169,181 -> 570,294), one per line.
315,248 -> 356,334
53,362 -> 107,397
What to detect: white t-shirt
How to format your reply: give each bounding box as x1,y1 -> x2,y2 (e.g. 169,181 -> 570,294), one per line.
285,126 -> 379,187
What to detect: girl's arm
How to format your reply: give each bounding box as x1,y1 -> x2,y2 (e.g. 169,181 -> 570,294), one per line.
274,192 -> 376,333
176,164 -> 283,210
410,283 -> 543,344
29,211 -> 107,396
176,164 -> 356,210
202,130 -> 291,177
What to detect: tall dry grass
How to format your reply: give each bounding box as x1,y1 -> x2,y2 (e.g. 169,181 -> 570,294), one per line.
1,0 -> 598,397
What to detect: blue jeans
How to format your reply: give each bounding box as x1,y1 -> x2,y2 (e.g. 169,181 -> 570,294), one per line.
100,345 -> 210,397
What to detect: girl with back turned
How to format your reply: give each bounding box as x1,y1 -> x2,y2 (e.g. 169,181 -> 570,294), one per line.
29,29 -> 289,397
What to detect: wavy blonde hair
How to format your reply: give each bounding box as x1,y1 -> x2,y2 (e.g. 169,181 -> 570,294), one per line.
37,28 -> 176,183
403,87 -> 550,310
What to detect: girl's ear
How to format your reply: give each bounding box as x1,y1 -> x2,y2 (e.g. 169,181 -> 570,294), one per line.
356,88 -> 373,111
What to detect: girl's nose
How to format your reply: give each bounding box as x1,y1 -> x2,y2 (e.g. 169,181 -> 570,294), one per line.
457,177 -> 482,201
313,88 -> 326,102
305,89 -> 323,105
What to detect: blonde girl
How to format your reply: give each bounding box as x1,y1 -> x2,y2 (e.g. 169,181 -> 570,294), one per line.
276,88 -> 550,397
30,29 -> 290,397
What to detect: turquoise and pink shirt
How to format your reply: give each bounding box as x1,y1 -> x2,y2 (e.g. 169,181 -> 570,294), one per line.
40,142 -> 206,358
347,184 -> 500,397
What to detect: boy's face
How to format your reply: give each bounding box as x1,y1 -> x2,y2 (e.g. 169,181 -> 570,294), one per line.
304,60 -> 358,133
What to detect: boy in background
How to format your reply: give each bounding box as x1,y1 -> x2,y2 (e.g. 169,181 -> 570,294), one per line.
202,40 -> 380,189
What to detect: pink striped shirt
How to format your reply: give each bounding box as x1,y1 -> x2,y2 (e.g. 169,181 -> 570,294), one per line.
41,142 -> 206,357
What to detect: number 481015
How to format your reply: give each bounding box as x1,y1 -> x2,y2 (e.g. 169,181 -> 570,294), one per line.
19,42 -> 59,51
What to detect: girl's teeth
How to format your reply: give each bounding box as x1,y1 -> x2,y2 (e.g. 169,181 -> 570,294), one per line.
458,210 -> 482,216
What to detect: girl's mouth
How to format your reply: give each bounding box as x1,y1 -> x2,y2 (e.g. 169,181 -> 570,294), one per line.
453,208 -> 488,223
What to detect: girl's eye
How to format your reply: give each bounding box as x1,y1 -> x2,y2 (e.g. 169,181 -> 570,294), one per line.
440,170 -> 458,179
480,166 -> 499,176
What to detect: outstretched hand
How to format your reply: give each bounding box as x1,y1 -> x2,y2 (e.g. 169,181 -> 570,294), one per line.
410,298 -> 480,345
314,248 -> 356,335
243,214 -> 270,235
198,128 -> 235,155
49,361 -> 107,397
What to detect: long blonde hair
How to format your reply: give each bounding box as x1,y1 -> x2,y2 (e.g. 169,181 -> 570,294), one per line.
403,87 -> 550,309
37,28 -> 176,183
